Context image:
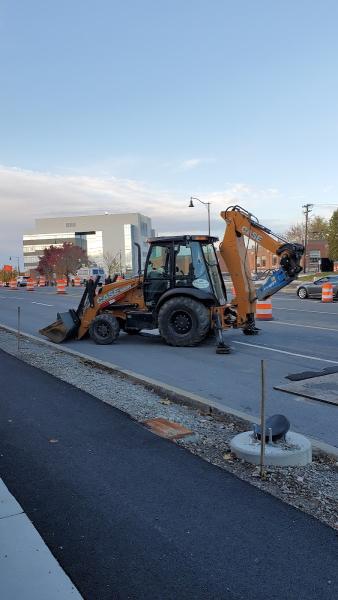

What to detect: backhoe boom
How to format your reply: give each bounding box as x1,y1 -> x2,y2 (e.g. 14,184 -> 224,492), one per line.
219,206 -> 304,332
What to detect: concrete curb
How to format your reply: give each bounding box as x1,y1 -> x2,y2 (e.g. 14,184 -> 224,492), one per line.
1,322 -> 337,460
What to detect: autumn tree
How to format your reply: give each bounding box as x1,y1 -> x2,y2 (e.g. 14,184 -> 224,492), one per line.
103,250 -> 120,277
0,267 -> 18,284
37,243 -> 88,282
37,246 -> 63,280
56,243 -> 88,283
328,210 -> 338,261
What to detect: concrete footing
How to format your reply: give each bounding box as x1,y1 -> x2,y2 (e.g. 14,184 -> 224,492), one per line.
230,431 -> 312,467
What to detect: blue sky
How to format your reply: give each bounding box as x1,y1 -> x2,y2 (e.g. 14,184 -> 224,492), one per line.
1,0 -> 338,264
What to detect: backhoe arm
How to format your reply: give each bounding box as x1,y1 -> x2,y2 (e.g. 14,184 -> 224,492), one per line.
219,206 -> 304,332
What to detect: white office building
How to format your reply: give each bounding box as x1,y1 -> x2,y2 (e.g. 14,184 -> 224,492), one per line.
23,212 -> 154,274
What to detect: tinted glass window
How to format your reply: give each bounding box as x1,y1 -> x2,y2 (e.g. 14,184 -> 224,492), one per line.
174,242 -> 212,292
146,245 -> 171,278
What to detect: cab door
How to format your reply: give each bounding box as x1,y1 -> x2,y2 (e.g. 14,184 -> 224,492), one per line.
143,244 -> 173,308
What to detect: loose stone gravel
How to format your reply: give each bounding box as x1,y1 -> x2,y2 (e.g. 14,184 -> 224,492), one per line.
0,326 -> 337,530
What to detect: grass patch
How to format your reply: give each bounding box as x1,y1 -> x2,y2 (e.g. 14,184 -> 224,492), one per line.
298,272 -> 333,282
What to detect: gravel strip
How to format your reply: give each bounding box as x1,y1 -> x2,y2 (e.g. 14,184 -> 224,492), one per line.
0,326 -> 337,530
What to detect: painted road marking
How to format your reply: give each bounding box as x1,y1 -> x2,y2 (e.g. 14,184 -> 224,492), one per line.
273,307 -> 338,315
31,301 -> 54,307
233,341 -> 338,364
0,295 -> 23,300
264,321 -> 338,333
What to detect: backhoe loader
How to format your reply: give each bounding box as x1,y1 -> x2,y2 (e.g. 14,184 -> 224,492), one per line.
40,206 -> 304,352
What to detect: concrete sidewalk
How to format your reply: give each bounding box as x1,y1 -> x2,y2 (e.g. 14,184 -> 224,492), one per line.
0,479 -> 82,599
0,349 -> 337,599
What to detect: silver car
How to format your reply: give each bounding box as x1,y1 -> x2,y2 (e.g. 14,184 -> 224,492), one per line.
297,275 -> 338,299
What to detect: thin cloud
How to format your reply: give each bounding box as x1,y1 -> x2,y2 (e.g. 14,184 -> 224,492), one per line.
0,164 -> 288,264
180,158 -> 215,171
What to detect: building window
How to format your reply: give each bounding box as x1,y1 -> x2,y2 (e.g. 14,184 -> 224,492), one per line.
66,222 -> 76,228
272,255 -> 278,266
124,224 -> 133,271
261,256 -> 266,267
141,222 -> 148,236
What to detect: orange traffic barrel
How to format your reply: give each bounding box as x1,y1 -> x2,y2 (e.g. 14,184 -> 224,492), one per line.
9,279 -> 17,290
27,278 -> 35,291
255,299 -> 273,320
39,276 -> 46,287
74,276 -> 81,287
56,279 -> 67,294
322,282 -> 333,303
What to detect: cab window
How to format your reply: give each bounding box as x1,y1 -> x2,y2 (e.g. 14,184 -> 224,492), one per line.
145,245 -> 171,279
174,242 -> 211,291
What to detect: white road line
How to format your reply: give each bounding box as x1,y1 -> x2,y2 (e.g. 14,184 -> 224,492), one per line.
273,307 -> 338,315
0,295 -> 23,300
264,321 -> 338,333
233,341 -> 338,364
31,301 -> 54,307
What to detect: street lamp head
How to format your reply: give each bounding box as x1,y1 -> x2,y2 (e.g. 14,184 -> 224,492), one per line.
189,198 -> 194,208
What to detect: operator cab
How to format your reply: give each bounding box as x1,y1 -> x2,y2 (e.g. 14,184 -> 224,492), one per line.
143,235 -> 227,309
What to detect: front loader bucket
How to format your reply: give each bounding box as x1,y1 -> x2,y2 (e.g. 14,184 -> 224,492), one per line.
39,310 -> 80,343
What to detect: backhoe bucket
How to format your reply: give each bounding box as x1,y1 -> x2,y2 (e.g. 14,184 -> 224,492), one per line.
39,310 -> 80,343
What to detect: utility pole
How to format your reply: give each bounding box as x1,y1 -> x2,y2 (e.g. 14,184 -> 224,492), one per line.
302,203 -> 313,274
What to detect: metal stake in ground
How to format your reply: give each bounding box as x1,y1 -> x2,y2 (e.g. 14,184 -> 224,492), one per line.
17,306 -> 21,353
260,359 -> 266,477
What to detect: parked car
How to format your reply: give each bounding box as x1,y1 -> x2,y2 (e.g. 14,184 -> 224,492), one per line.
17,276 -> 30,287
297,275 -> 338,299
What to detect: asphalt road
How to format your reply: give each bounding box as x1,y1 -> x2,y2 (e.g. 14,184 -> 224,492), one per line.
1,351 -> 337,600
0,286 -> 338,448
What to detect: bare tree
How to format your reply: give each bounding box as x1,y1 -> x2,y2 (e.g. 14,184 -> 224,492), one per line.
103,251 -> 120,277
284,216 -> 329,244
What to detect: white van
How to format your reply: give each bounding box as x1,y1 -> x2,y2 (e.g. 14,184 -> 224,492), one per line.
76,267 -> 106,284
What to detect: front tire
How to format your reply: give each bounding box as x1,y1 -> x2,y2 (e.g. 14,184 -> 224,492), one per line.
158,297 -> 210,347
297,287 -> 308,299
89,313 -> 120,344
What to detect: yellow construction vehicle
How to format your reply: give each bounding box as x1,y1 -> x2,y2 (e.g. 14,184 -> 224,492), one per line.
40,206 -> 304,353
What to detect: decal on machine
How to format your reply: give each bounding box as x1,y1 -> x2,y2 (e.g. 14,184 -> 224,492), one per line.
241,226 -> 262,243
192,278 -> 210,290
97,284 -> 133,305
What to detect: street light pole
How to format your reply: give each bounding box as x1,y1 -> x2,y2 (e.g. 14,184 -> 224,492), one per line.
9,256 -> 20,274
189,196 -> 211,236
302,203 -> 313,274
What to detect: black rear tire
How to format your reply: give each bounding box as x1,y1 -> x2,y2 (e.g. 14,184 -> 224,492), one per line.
158,297 -> 210,347
297,287 -> 308,299
89,313 -> 120,344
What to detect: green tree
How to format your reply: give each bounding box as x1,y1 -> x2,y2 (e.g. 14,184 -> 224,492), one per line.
309,216 -> 329,240
328,210 -> 338,261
